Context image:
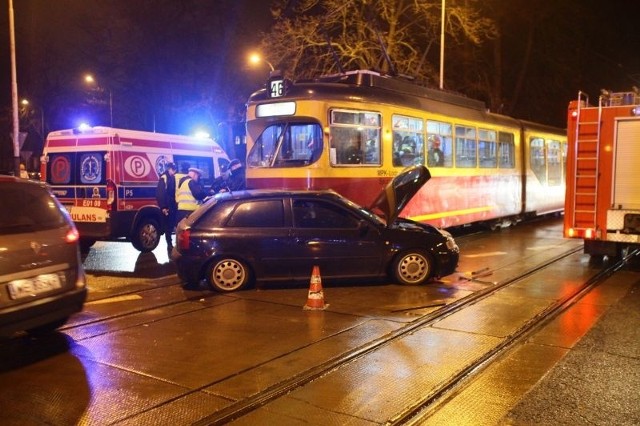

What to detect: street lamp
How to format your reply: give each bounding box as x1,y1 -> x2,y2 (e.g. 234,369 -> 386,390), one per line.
20,98 -> 45,137
84,74 -> 113,127
249,53 -> 274,72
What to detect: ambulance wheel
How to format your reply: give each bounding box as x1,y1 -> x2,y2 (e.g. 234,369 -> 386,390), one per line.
392,250 -> 433,285
132,217 -> 161,253
206,257 -> 251,292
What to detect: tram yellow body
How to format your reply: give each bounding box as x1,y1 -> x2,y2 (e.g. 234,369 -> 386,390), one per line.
245,70 -> 566,228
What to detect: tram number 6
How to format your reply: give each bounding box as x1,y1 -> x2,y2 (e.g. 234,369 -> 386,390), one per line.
270,79 -> 284,98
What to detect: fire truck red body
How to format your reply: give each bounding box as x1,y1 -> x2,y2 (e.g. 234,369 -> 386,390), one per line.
564,90 -> 640,256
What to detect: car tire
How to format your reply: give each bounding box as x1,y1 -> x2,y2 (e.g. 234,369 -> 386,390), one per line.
206,258 -> 251,292
80,238 -> 96,253
392,250 -> 433,285
131,217 -> 161,253
27,317 -> 69,336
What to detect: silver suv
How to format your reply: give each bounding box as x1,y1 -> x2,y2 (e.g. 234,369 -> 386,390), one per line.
0,175 -> 87,336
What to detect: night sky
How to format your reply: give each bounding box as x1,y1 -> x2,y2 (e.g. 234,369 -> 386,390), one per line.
1,1 -> 639,136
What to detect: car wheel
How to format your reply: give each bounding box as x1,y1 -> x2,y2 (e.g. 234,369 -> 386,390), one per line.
27,317 -> 69,336
206,258 -> 251,292
80,238 -> 96,253
392,250 -> 433,285
131,217 -> 161,253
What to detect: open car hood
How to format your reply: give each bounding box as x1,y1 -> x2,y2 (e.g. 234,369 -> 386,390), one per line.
369,165 -> 431,226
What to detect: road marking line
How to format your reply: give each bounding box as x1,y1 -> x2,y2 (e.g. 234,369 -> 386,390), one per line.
85,294 -> 142,305
463,251 -> 507,258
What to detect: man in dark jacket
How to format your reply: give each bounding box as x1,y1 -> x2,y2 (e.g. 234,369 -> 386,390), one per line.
156,162 -> 178,249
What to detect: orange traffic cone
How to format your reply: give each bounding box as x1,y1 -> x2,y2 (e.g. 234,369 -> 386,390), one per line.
304,265 -> 328,310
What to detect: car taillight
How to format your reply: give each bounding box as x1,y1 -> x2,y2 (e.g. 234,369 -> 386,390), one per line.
65,226 -> 80,243
106,179 -> 117,211
177,228 -> 191,250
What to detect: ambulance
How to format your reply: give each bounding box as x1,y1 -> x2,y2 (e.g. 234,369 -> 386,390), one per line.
40,126 -> 230,252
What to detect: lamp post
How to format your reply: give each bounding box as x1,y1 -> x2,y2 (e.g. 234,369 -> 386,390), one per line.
9,0 -> 21,175
249,53 -> 275,72
20,99 -> 45,137
439,0 -> 445,90
84,74 -> 113,127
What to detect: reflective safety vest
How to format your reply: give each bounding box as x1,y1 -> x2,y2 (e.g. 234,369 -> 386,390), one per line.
176,177 -> 198,211
172,173 -> 186,198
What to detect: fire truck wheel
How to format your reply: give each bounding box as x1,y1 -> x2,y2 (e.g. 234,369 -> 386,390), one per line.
132,217 -> 161,253
392,249 -> 433,285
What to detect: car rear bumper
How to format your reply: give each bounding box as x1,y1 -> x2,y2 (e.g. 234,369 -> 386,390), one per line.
0,287 -> 87,336
172,249 -> 204,284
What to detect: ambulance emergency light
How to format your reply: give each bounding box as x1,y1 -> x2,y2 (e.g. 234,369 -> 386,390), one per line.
73,123 -> 93,134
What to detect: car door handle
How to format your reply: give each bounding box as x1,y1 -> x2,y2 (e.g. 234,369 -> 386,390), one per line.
295,238 -> 321,245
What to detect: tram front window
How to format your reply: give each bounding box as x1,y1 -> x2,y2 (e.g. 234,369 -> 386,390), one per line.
247,123 -> 323,167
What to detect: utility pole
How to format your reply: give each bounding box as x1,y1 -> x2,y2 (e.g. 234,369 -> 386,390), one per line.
9,0 -> 21,174
439,0 -> 445,90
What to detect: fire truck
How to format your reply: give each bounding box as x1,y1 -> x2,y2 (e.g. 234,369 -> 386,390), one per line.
41,126 -> 230,252
564,89 -> 640,257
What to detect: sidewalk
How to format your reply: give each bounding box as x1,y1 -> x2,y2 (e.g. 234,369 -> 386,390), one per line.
502,278 -> 640,425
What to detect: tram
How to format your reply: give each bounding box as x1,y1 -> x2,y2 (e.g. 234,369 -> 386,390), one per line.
245,70 -> 566,229
564,89 -> 640,256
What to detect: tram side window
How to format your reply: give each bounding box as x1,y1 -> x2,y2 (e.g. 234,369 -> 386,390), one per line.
547,139 -> 563,186
530,137 -> 547,184
478,129 -> 497,168
247,123 -> 323,168
455,125 -> 477,168
498,132 -> 515,168
392,115 -> 424,167
330,110 -> 381,166
426,120 -> 453,168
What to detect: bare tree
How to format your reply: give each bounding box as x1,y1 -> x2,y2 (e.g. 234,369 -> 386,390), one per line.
261,0 -> 497,86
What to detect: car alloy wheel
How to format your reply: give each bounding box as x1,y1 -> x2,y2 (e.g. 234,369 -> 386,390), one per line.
208,258 -> 250,292
393,250 -> 432,285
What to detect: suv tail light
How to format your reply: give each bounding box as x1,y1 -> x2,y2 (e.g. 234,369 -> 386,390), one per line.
65,226 -> 80,243
106,179 -> 117,211
177,228 -> 191,251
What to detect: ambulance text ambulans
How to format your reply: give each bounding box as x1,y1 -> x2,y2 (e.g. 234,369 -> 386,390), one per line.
41,126 -> 230,252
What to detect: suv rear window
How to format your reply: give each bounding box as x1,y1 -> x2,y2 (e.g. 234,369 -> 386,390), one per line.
0,182 -> 66,235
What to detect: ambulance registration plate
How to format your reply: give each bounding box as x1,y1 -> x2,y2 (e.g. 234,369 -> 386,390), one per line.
7,273 -> 62,300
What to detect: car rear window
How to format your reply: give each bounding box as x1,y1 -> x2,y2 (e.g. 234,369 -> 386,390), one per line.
0,182 -> 66,235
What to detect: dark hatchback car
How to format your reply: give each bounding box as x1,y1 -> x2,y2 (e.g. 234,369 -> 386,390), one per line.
173,165 -> 459,292
0,175 -> 87,336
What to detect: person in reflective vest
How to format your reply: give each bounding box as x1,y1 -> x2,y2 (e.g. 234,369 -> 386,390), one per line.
176,167 -> 208,223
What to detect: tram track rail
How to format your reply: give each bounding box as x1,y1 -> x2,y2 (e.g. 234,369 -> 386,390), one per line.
61,237 -> 633,425
185,245 -> 605,425
395,247 -> 640,425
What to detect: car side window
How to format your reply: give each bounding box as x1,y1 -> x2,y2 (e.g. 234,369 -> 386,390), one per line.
293,199 -> 360,229
226,199 -> 284,227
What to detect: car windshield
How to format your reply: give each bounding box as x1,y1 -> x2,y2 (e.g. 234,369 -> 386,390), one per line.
340,196 -> 386,226
0,182 -> 66,235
